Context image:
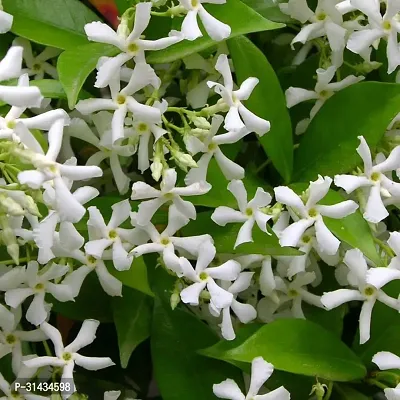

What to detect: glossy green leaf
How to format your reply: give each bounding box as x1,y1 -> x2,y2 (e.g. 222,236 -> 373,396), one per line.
291,184 -> 381,266
228,36 -> 293,182
182,211 -> 302,256
112,286 -> 153,368
57,43 -> 119,109
108,257 -> 154,297
293,82 -> 400,181
353,281 -> 400,363
151,296 -> 242,400
51,274 -> 113,322
201,319 -> 367,381
240,0 -> 294,23
3,0 -> 99,50
334,384 -> 372,400
146,0 -> 284,64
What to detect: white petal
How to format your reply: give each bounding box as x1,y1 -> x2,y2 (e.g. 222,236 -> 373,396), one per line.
389,232 -> 400,256
314,217 -> 340,255
95,53 -> 132,88
259,257 -> 276,296
26,293 -> 48,326
5,288 -> 34,308
62,266 -> 92,298
274,186 -> 305,212
359,299 -> 375,344
198,6 -> 231,41
131,181 -> 161,199
58,163 -> 103,181
207,278 -> 234,309
85,238 -> 113,258
0,47 -> 23,81
364,185 -> 388,223
366,268 -> 400,289
96,260 -> 122,296
248,357 -> 274,397
220,307 -> 236,341
231,300 -> 257,324
285,87 -> 318,108
235,78 -> 259,101
84,22 -> 123,48
59,222 -> 84,250
180,281 -> 207,305
214,54 -> 233,92
214,148 -> 245,181
136,198 -> 167,226
357,136 -> 373,175
75,98 -> 116,115
112,239 -> 132,271
317,201 -> 358,219
238,104 -> 270,135
126,97 -> 161,123
321,289 -> 364,309
334,174 -> 371,193
196,241 -> 217,273
248,188 -> 272,208
225,106 -> 245,132
228,179 -> 248,211
185,153 -> 213,184
372,351 -> 400,370
280,219 -> 314,247
325,21 -> 346,52
74,354 -> 115,370
213,379 -> 245,400
109,199 -> 131,229
254,386 -> 291,400
235,218 -> 255,248
208,260 -> 241,280
347,29 -> 383,55
181,10 -> 202,41
0,10 -> 13,34
65,319 -> 99,353
229,272 -> 254,294
343,248 -> 368,284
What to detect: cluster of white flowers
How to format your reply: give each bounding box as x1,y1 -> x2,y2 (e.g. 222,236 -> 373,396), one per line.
1,0 -> 400,398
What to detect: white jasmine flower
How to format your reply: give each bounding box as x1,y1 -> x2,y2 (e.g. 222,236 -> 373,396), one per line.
84,2 -> 183,88
17,120 -> 103,221
185,115 -> 248,184
372,351 -> 400,399
0,372 -> 49,400
66,116 -> 134,194
213,356 -> 290,400
212,180 -> 272,248
131,205 -> 211,276
285,66 -> 364,120
346,0 -> 400,73
0,265 -> 26,291
178,0 -> 231,41
75,72 -> 162,145
84,199 -> 145,271
179,241 -> 241,309
24,320 -> 115,398
321,249 -> 399,344
207,54 -> 271,135
212,272 -> 257,340
4,261 -> 74,326
13,37 -> 61,80
0,306 -> 47,375
0,5 -> 13,34
0,47 -> 43,108
131,168 -> 211,225
280,0 -> 347,66
334,136 -> 400,223
274,176 -> 358,255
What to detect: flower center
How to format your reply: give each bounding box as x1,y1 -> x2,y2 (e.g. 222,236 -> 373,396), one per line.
164,192 -> 174,200
62,352 -> 72,361
370,172 -> 380,182
6,334 -> 17,345
319,89 -> 332,99
308,208 -> 318,218
127,42 -> 139,54
87,255 -> 97,266
199,272 -> 208,281
383,20 -> 392,30
316,12 -> 326,21
6,120 -> 16,129
302,235 -> 311,243
116,94 -> 126,105
34,282 -> 44,291
288,289 -> 299,297
207,142 -> 218,151
11,390 -> 22,399
363,286 -> 376,297
137,122 -> 148,133
48,164 -> 58,174
245,207 -> 253,217
108,229 -> 118,239
191,0 -> 199,7
160,237 -> 170,246
32,63 -> 41,71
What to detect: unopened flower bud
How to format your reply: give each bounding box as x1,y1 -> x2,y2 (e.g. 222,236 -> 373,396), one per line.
0,195 -> 24,215
151,158 -> 164,182
171,149 -> 197,172
192,116 -> 211,130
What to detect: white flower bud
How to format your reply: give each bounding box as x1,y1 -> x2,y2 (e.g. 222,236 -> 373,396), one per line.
0,195 -> 24,216
192,116 -> 211,130
151,158 -> 164,182
171,149 -> 197,171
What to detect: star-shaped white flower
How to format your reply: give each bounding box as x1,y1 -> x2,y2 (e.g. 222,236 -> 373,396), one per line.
84,2 -> 183,88
345,0 -> 400,73
0,47 -> 43,108
185,115 -> 249,184
207,54 -> 271,135
131,168 -> 211,225
372,351 -> 400,400
213,356 -> 290,400
4,261 -> 74,326
131,204 -> 212,276
0,306 -> 47,375
13,37 -> 61,80
280,0 -> 348,66
179,241 -> 241,309
178,0 -> 231,41
321,249 -> 400,344
286,66 -> 364,121
335,136 -> 400,223
24,320 -> 115,399
84,199 -> 147,271
212,180 -> 273,248
274,176 -> 358,255
0,372 -> 48,400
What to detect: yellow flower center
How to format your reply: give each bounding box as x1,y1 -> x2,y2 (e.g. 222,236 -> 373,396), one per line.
137,122 -> 148,132
160,237 -> 170,245
199,272 -> 208,281
363,286 -> 376,297
116,94 -> 126,105
316,12 -> 326,21
128,42 -> 139,54
383,20 -> 392,30
62,352 -> 72,361
370,172 -> 380,182
109,229 -> 118,239
308,208 -> 318,218
245,208 -> 253,217
6,334 -> 16,345
34,283 -> 44,290
288,289 -> 299,297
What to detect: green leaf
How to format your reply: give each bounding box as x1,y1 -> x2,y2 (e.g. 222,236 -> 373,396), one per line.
228,36 -> 293,182
353,281 -> 400,364
57,43 -> 119,109
112,286 -> 153,368
291,184 -> 381,266
182,211 -> 302,256
293,82 -> 400,181
108,257 -> 154,297
240,0 -> 294,24
146,0 -> 284,64
3,0 -> 100,50
51,274 -> 113,322
201,319 -> 367,381
151,292 -> 242,399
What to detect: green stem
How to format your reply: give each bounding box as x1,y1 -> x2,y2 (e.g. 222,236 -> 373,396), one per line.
43,340 -> 53,357
373,236 -> 395,258
1,257 -> 28,265
366,378 -> 389,390
324,382 -> 333,400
